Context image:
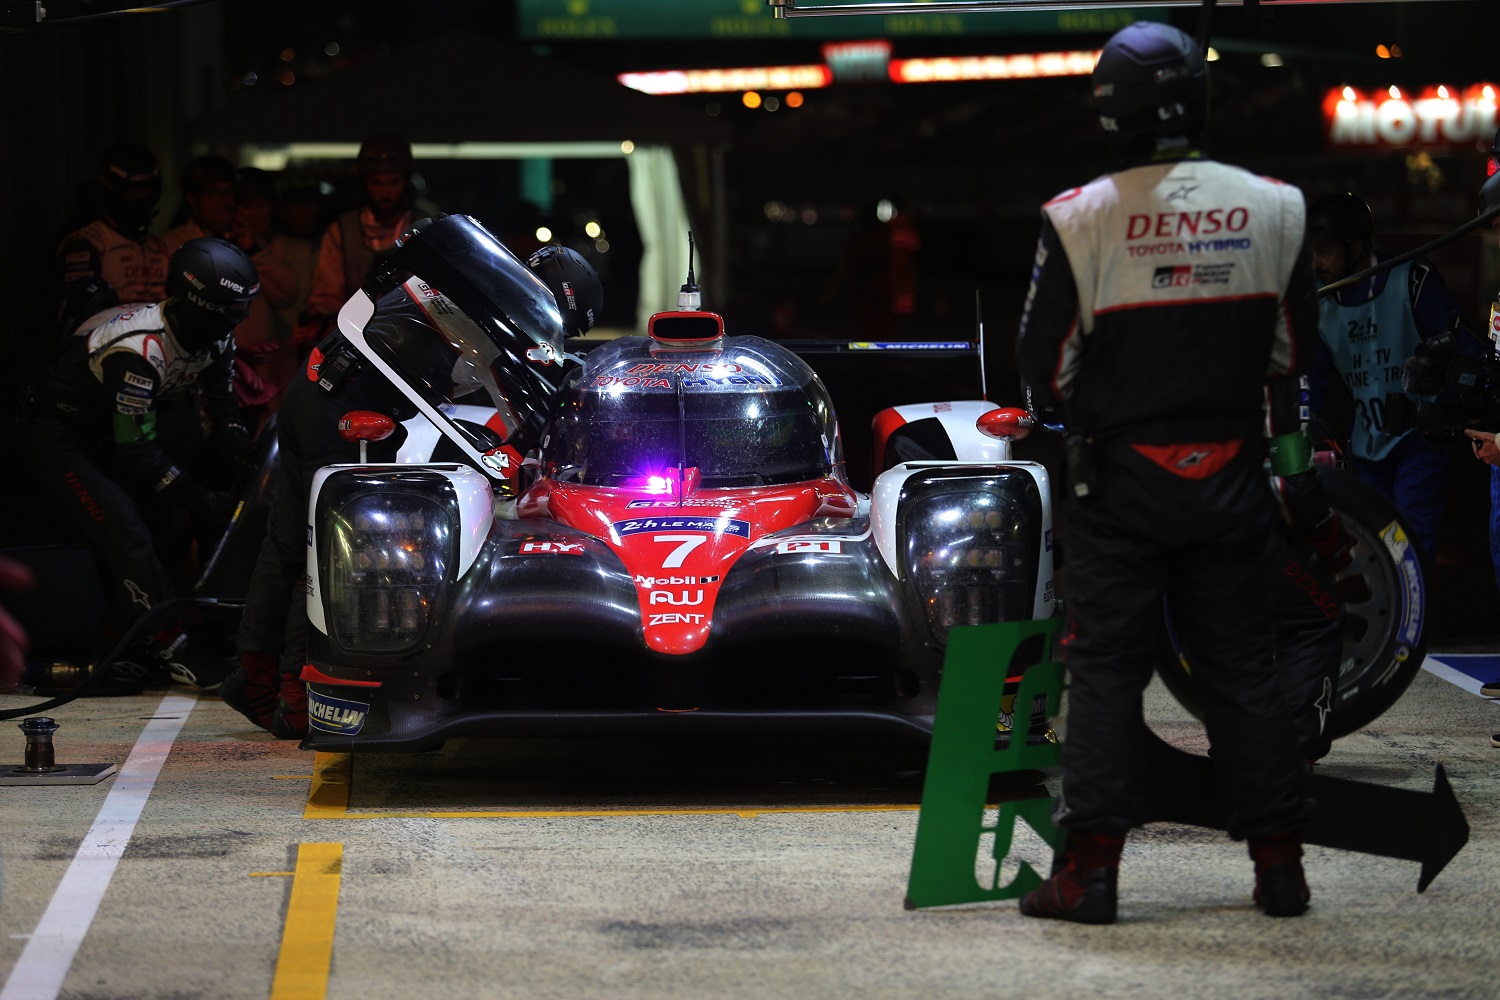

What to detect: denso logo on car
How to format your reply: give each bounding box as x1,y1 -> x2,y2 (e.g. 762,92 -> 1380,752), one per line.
307,690 -> 370,735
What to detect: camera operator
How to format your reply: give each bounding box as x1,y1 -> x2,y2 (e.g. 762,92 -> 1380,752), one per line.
1306,192 -> 1484,561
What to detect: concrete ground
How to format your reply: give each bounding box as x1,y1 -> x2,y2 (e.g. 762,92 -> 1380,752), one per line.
1,658 -> 1497,1000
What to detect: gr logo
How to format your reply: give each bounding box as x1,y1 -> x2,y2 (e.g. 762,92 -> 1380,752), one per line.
1152,265 -> 1192,289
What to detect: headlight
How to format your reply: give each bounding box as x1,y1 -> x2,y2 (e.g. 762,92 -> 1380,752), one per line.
897,469 -> 1043,646
323,481 -> 457,653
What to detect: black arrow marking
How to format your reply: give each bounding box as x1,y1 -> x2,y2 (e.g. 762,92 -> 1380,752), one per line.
1142,731 -> 1468,892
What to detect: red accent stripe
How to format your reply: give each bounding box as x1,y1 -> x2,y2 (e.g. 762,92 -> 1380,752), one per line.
1094,292 -> 1278,316
300,664 -> 383,688
306,346 -> 324,382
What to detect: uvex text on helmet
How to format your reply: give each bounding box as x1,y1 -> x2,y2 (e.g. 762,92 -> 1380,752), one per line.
1091,22 -> 1208,150
1307,192 -> 1374,245
527,245 -> 603,336
357,133 -> 415,176
166,237 -> 260,346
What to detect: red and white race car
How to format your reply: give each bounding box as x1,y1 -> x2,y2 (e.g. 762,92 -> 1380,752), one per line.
298,215 -> 1056,750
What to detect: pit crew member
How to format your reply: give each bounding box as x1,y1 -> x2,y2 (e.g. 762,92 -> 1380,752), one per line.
1014,22 -> 1319,923
21,237 -> 259,687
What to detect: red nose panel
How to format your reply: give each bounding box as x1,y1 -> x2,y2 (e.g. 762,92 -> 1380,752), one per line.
523,479 -> 856,655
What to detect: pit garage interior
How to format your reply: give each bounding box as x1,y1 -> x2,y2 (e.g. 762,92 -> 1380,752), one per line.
3,1 -> 1500,998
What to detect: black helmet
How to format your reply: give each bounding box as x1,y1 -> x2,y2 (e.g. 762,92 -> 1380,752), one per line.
165,237 -> 259,349
357,133 -> 414,176
527,245 -> 602,336
1092,22 -> 1209,155
1308,192 -> 1374,245
180,155 -> 237,195
98,142 -> 161,240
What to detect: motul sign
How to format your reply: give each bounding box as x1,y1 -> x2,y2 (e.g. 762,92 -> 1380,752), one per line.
1324,84 -> 1498,149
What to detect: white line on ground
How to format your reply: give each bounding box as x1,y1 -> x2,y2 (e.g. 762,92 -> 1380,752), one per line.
1421,655 -> 1490,698
0,693 -> 196,1000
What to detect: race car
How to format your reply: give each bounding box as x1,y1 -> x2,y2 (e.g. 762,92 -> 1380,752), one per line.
298,215 -> 1056,751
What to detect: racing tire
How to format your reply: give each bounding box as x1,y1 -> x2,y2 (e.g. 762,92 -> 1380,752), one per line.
1155,467 -> 1430,741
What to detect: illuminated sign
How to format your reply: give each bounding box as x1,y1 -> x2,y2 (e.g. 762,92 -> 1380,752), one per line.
519,0 -> 1146,40
619,49 -> 1099,95
1324,84 -> 1498,149
619,65 -> 831,96
890,51 -> 1098,84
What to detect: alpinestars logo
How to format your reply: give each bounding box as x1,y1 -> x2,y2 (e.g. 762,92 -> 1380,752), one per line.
1175,449 -> 1211,470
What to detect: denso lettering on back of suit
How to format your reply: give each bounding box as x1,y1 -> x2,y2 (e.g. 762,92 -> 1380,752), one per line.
1126,208 -> 1249,240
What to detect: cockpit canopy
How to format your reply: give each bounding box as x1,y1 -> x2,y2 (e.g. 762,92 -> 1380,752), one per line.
542,335 -> 842,489
350,214 -> 569,469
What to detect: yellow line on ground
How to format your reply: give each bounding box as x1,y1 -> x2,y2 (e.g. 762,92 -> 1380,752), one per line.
302,753 -> 351,819
269,843 -> 343,1000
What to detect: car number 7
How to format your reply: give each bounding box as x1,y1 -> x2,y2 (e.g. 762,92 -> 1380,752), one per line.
655,534 -> 706,568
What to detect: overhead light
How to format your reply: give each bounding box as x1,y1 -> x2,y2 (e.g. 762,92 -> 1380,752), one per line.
742,91 -> 762,109
1260,53 -> 1284,68
1389,85 -> 1402,99
1342,86 -> 1356,101
1376,44 -> 1391,59
584,221 -> 602,238
786,91 -> 804,108
1205,47 -> 1220,62
535,227 -> 553,243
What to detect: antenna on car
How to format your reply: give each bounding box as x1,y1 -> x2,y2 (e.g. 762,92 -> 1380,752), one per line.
975,289 -> 988,402
678,231 -> 701,311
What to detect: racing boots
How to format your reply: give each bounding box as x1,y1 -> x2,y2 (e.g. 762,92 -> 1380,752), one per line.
220,651 -> 281,731
1019,831 -> 1124,925
1249,831 -> 1310,917
270,673 -> 308,740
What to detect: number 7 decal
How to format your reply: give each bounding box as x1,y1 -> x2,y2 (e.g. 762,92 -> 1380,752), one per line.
655,534 -> 706,567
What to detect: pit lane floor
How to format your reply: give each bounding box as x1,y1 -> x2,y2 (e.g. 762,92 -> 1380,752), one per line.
2,657 -> 1498,1000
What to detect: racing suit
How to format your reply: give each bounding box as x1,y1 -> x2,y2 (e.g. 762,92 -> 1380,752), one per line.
1309,253 -> 1481,559
21,303 -> 238,631
55,218 -> 169,333
1016,155 -> 1320,840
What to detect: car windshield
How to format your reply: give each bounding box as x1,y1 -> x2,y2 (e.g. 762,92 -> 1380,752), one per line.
544,335 -> 838,489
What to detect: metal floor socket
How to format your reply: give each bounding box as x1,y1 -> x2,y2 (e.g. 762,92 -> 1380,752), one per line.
0,762 -> 117,785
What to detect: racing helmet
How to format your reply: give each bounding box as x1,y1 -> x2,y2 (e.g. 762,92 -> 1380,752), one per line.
527,245 -> 603,336
1091,22 -> 1209,155
164,237 -> 260,350
98,142 -> 161,240
1307,192 -> 1374,246
357,133 -> 415,177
